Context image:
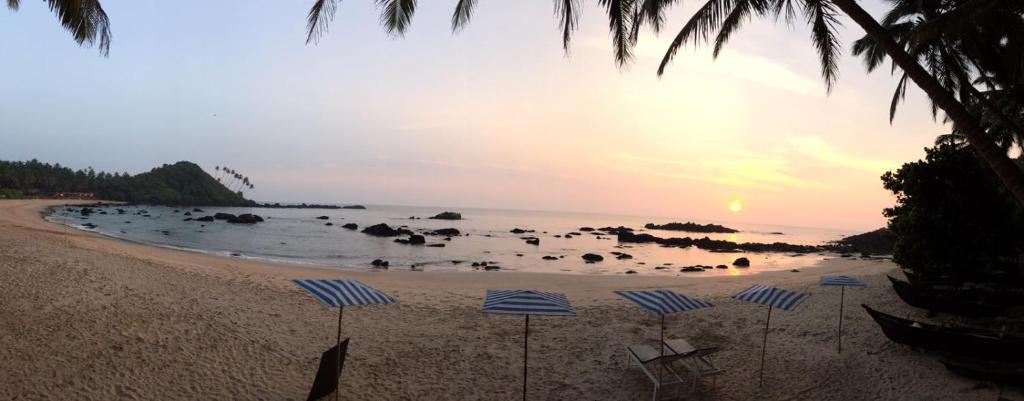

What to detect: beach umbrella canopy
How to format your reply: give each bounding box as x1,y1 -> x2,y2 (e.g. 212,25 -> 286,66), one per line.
615,290 -> 713,388
482,290 -> 575,401
293,279 -> 396,401
732,284 -> 809,387
614,290 -> 713,352
820,275 -> 867,353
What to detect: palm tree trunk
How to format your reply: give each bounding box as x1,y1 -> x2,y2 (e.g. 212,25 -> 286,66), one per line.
832,0 -> 1024,206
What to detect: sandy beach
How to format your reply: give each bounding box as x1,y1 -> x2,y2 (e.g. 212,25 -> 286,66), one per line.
0,199 -> 1018,400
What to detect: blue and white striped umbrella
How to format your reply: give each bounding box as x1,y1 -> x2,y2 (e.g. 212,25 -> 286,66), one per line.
732,284 -> 809,311
819,276 -> 866,353
293,279 -> 396,307
482,290 -> 574,401
820,275 -> 867,287
293,279 -> 395,401
615,290 -> 713,316
482,290 -> 575,316
732,284 -> 809,386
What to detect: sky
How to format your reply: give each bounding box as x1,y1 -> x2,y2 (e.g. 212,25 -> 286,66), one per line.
0,1 -> 949,231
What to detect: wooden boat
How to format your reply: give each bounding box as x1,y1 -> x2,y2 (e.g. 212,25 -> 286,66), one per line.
941,358 -> 1024,384
862,305 -> 1024,361
887,275 -> 1004,317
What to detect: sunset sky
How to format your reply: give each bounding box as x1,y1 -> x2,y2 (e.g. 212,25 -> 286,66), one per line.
0,1 -> 948,230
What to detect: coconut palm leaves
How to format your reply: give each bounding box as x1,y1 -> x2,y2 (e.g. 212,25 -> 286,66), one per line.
850,0 -> 1024,147
6,0 -> 111,56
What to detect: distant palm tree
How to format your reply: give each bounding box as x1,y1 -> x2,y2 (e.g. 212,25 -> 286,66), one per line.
303,0 -> 1024,205
6,0 -> 111,56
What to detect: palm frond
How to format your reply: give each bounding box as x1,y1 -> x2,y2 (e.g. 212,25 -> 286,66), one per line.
769,0 -> 797,25
598,0 -> 637,67
553,0 -> 583,51
803,0 -> 841,91
377,0 -> 417,37
451,0 -> 477,32
43,0 -> 111,56
637,0 -> 679,33
712,0 -> 769,58
657,0 -> 735,76
890,72 -> 908,122
305,0 -> 339,45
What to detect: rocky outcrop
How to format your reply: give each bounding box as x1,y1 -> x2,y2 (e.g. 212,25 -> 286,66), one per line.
342,223 -> 358,230
582,253 -> 604,262
227,214 -> 264,224
430,228 -> 460,236
362,223 -> 400,237
733,257 -> 750,267
214,213 -> 235,220
644,222 -> 739,233
429,211 -> 462,220
617,231 -> 819,253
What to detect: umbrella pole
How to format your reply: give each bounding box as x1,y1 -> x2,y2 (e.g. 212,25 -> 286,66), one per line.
523,314 -> 529,401
759,305 -> 772,387
658,315 -> 665,390
335,306 -> 344,401
838,287 -> 845,354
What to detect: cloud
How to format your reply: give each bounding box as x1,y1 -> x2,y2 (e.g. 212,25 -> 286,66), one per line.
608,151 -> 822,191
607,135 -> 897,191
788,136 -> 897,173
583,37 -> 819,95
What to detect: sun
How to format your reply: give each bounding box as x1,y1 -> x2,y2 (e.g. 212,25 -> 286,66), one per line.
728,199 -> 743,213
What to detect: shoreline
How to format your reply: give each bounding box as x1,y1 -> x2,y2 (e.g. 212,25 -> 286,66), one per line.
44,200 -> 871,279
2,199 -> 1017,400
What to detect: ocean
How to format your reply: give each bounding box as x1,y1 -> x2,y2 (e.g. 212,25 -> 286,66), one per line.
47,204 -> 856,276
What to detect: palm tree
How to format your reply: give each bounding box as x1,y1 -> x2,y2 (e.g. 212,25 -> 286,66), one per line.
6,0 -> 111,56
304,0 -> 1024,205
851,0 -> 1024,148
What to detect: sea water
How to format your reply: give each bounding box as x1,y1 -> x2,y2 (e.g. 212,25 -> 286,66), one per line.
47,204 -> 857,276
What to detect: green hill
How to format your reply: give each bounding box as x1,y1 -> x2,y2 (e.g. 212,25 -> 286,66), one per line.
102,162 -> 253,206
0,160 -> 254,206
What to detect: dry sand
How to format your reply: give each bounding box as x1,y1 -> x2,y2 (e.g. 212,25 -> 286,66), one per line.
0,199 -> 1019,400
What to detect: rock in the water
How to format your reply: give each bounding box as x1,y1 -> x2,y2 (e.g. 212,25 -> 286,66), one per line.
408,235 -> 426,245
484,265 -> 500,271
715,264 -> 727,269
196,216 -> 215,222
214,213 -> 235,220
227,214 -> 264,224
525,238 -> 540,246
316,216 -> 329,220
342,205 -> 366,209
183,212 -> 192,216
510,228 -> 535,234
625,270 -> 637,274
430,228 -> 460,236
615,253 -> 633,260
680,266 -> 703,272
427,243 -> 445,247
542,256 -> 558,260
429,211 -> 462,220
362,223 -> 401,237
582,253 -> 604,262
192,208 -> 203,212
732,257 -> 750,267
342,223 -> 358,230
579,227 -> 594,232
325,222 -> 333,226
371,259 -> 389,268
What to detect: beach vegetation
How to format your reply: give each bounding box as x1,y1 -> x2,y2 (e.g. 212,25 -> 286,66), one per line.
0,159 -> 255,206
882,144 -> 1024,282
